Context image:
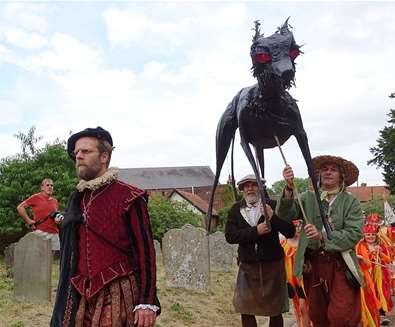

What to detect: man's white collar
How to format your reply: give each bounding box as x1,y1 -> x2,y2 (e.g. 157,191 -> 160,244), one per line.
77,167 -> 119,192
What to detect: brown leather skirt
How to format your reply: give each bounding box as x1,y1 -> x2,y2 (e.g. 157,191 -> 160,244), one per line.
233,259 -> 289,316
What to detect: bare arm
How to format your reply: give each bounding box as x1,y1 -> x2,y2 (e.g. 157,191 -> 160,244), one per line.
17,202 -> 36,229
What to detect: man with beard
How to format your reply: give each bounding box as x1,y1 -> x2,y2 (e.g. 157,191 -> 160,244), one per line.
225,174 -> 295,327
51,127 -> 159,327
278,155 -> 363,327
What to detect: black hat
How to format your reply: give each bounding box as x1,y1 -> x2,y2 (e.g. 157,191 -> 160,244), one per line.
67,126 -> 113,161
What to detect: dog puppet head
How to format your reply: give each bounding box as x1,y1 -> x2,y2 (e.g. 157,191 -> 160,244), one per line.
250,18 -> 302,90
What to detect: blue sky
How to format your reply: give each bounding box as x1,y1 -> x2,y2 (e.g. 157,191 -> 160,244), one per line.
1,1 -> 394,187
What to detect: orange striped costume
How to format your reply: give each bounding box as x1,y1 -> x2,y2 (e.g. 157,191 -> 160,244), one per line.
281,239 -> 309,327
357,225 -> 393,327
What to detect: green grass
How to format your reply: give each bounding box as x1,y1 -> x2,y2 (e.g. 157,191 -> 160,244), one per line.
0,256 -> 297,326
170,302 -> 194,323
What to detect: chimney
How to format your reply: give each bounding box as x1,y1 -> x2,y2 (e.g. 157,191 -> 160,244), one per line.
361,183 -> 367,187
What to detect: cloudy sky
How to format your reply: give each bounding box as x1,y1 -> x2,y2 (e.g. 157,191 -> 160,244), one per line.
1,1 -> 394,188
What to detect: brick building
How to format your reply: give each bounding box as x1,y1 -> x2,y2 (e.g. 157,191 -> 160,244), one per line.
346,183 -> 390,203
168,189 -> 219,230
118,165 -> 228,210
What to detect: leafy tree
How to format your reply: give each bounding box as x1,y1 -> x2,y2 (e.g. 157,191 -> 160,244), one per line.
368,107 -> 395,192
360,194 -> 395,218
270,177 -> 308,195
13,126 -> 42,159
148,195 -> 201,240
216,204 -> 232,232
0,128 -> 77,235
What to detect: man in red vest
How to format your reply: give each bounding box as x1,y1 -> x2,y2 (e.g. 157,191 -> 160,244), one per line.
51,127 -> 159,327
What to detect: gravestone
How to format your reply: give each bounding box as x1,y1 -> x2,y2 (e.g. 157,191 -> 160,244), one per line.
14,233 -> 52,301
154,239 -> 162,262
4,242 -> 16,277
162,224 -> 209,292
209,231 -> 234,272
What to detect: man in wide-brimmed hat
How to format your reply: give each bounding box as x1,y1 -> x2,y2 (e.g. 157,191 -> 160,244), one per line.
278,155 -> 364,327
225,174 -> 295,327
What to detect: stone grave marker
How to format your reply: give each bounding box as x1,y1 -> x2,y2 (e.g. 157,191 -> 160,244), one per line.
209,231 -> 234,272
14,233 -> 52,301
162,224 -> 209,292
4,242 -> 16,277
154,239 -> 162,262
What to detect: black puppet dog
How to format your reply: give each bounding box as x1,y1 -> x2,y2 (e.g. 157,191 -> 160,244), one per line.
207,19 -> 331,236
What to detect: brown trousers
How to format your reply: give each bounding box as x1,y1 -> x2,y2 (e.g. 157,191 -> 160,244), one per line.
303,250 -> 361,327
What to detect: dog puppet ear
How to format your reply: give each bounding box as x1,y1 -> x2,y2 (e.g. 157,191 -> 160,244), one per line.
279,17 -> 291,35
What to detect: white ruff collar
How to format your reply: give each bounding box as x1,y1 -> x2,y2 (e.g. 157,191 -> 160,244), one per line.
76,167 -> 119,192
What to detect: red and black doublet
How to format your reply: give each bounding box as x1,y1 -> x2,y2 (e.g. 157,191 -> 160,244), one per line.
51,177 -> 160,327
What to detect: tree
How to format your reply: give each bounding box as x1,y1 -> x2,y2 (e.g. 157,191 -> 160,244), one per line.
270,177 -> 308,195
368,106 -> 395,192
148,195 -> 201,240
14,126 -> 43,159
361,194 -> 395,219
0,128 -> 77,234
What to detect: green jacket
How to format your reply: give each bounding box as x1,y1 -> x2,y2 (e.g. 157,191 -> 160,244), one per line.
277,191 -> 364,284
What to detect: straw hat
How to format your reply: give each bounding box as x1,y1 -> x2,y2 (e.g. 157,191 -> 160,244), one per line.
237,174 -> 266,190
312,155 -> 359,187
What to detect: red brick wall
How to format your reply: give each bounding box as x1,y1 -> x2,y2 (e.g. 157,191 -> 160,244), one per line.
148,184 -> 230,210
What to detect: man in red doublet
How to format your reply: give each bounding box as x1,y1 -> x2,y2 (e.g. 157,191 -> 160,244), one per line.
51,127 -> 159,327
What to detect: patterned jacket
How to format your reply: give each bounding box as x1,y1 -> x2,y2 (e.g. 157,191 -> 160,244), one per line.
51,179 -> 159,326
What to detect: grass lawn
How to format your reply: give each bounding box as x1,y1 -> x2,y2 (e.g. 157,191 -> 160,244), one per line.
0,257 -> 295,327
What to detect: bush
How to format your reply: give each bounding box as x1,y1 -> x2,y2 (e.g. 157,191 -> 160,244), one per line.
216,204 -> 232,231
0,140 -> 77,235
148,195 -> 201,240
361,194 -> 395,218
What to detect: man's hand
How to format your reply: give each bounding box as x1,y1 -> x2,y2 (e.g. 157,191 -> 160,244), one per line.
304,223 -> 323,240
282,165 -> 295,199
27,219 -> 36,230
134,308 -> 156,327
54,213 -> 64,224
260,204 -> 273,220
257,222 -> 271,235
283,165 -> 294,188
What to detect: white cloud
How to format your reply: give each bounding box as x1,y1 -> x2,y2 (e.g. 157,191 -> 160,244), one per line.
20,33 -> 101,73
195,3 -> 247,29
0,100 -> 20,125
1,2 -> 49,33
0,133 -> 20,159
103,8 -> 150,46
1,26 -> 47,49
102,3 -> 247,48
52,69 -> 136,99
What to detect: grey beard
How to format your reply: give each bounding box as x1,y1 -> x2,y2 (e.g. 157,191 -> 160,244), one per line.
245,194 -> 259,205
